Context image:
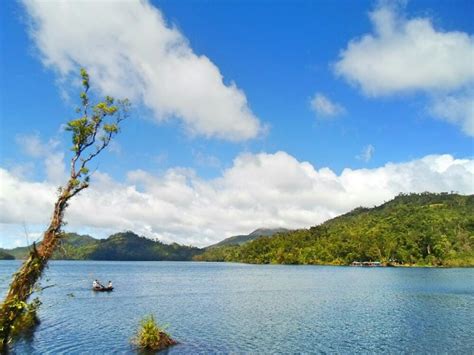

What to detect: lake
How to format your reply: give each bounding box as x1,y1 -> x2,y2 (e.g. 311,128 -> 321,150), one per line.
1,261 -> 473,354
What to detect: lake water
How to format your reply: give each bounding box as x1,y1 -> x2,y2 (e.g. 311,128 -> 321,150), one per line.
1,261 -> 473,354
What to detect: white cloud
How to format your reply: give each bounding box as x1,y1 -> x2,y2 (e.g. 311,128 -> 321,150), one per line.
356,144 -> 375,163
1,151 -> 472,248
429,90 -> 474,136
310,93 -> 345,118
334,3 -> 474,135
21,0 -> 262,141
0,169 -> 57,226
15,133 -> 66,184
335,4 -> 474,95
16,133 -> 53,158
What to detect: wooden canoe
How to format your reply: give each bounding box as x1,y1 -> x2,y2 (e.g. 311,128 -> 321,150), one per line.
93,286 -> 114,292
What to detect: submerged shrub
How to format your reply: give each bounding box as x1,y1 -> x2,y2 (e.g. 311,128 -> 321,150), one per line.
132,315 -> 176,351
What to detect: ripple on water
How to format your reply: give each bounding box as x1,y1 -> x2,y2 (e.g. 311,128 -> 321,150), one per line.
0,261 -> 472,354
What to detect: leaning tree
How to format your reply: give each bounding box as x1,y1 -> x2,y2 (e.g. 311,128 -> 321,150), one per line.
0,69 -> 129,350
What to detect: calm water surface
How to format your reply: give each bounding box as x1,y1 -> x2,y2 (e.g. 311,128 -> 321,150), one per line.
1,261 -> 473,354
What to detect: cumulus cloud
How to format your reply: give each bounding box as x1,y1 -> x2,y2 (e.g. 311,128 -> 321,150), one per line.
356,144 -> 375,162
15,133 -> 66,184
429,90 -> 474,136
310,93 -> 345,118
334,2 -> 474,135
1,151 -> 473,248
21,0 -> 262,141
335,3 -> 474,95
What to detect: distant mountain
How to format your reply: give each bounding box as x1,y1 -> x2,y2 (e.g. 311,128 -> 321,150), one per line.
1,245 -> 35,260
207,228 -> 291,248
195,193 -> 474,267
0,250 -> 14,260
3,231 -> 202,261
2,233 -> 97,260
5,193 -> 472,266
87,231 -> 201,261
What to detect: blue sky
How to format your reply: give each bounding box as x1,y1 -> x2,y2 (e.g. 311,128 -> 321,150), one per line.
0,0 -> 473,248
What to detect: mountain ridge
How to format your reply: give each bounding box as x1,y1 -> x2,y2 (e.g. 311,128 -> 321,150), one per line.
0,250 -> 14,260
1,231 -> 202,261
194,192 -> 474,266
2,192 -> 473,266
206,228 -> 291,248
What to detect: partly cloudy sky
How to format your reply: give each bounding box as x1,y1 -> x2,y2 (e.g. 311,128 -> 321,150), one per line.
0,0 -> 473,248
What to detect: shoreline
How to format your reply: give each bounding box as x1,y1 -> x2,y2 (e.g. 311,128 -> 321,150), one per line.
1,259 -> 473,268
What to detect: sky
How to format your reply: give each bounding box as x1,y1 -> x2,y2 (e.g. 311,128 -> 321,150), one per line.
0,0 -> 473,248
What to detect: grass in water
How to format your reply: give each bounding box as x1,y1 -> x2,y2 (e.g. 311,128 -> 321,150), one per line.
132,315 -> 177,351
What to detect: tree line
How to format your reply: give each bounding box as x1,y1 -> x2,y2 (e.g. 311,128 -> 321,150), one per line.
195,193 -> 474,267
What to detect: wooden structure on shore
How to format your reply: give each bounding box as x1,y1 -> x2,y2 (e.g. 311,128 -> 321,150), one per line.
351,261 -> 382,267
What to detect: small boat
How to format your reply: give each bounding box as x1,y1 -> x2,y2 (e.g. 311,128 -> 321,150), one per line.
93,286 -> 114,292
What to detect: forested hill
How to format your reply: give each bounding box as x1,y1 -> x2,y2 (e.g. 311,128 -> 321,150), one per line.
0,250 -> 14,260
194,193 -> 474,266
207,228 -> 291,248
1,232 -> 202,261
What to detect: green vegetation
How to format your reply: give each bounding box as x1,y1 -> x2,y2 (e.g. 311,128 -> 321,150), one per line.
10,298 -> 41,341
132,315 -> 176,351
195,193 -> 474,267
87,232 -> 201,261
1,233 -> 97,260
2,193 -> 472,267
0,250 -> 14,260
4,232 -> 201,261
207,228 -> 291,248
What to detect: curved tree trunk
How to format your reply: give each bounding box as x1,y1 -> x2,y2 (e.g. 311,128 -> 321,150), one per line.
0,69 -> 127,352
0,187 -> 72,350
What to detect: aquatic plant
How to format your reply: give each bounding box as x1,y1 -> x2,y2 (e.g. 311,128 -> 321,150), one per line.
132,315 -> 177,351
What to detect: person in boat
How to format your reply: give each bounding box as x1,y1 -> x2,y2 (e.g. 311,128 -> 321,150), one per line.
107,281 -> 113,289
92,280 -> 103,289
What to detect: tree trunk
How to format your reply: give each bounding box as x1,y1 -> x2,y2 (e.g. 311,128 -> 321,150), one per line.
0,69 -> 127,352
0,189 -> 71,350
